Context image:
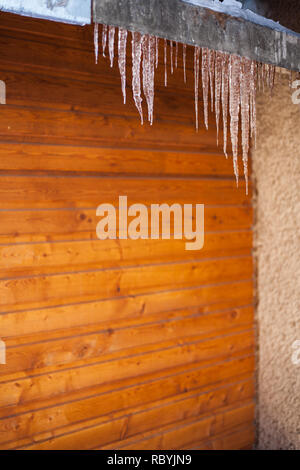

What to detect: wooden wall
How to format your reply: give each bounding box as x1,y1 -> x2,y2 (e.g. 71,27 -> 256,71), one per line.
0,13 -> 255,450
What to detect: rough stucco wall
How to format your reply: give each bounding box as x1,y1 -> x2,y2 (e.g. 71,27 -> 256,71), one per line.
253,74 -> 300,450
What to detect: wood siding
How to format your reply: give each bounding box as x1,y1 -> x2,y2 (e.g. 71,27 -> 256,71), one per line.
0,13 -> 255,450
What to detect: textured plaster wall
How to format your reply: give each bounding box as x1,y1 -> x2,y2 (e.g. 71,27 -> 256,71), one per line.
253,75 -> 300,450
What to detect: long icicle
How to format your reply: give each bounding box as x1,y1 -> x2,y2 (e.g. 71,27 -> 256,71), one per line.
94,23 -> 99,64
183,44 -> 187,83
142,36 -> 149,124
257,63 -> 263,91
266,64 -> 271,89
175,42 -> 178,69
164,39 -> 168,87
215,51 -> 223,145
202,47 -> 209,130
262,63 -> 267,91
118,28 -> 128,104
102,24 -> 107,57
240,57 -> 251,194
269,65 -> 276,95
142,35 -> 155,125
221,53 -> 229,157
170,40 -> 174,74
194,46 -> 200,131
155,37 -> 159,69
208,49 -> 215,112
229,54 -> 241,185
131,31 -> 143,124
108,25 -> 115,67
148,35 -> 156,125
250,60 -> 257,149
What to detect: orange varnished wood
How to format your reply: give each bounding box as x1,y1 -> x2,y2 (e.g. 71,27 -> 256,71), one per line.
0,12 -> 254,450
1,280 -> 253,338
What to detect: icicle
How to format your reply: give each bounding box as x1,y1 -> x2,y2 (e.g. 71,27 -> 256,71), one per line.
221,53 -> 229,157
94,23 -> 99,64
215,51 -> 223,145
102,24 -> 108,57
266,64 -> 274,92
108,25 -> 115,67
250,60 -> 257,148
164,39 -> 168,87
264,64 -> 275,96
118,28 -> 128,104
142,35 -> 149,110
257,63 -> 264,91
262,63 -> 267,91
170,40 -> 174,74
148,36 -> 156,125
208,49 -> 215,112
254,60 -> 258,88
96,27 -> 279,194
183,44 -> 187,83
142,35 -> 155,125
269,65 -> 274,90
269,65 -> 276,95
240,57 -> 251,194
155,37 -> 159,69
260,63 -> 265,91
229,54 -> 241,185
202,47 -> 209,130
257,63 -> 262,90
131,31 -> 143,124
194,46 -> 200,131
264,64 -> 269,88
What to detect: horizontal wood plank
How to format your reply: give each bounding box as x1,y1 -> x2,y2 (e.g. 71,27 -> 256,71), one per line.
0,354 -> 254,444
0,176 -> 250,210
0,206 -> 252,244
1,309 -> 254,376
0,256 -> 252,313
15,384 -> 254,450
183,423 -> 255,450
99,402 -> 254,450
0,340 -> 254,410
0,106 -> 238,154
0,143 -> 237,176
0,231 -> 252,277
0,280 -> 253,338
0,68 -> 200,125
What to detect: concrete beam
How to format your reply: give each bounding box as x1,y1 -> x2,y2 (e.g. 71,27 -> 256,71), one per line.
94,0 -> 300,71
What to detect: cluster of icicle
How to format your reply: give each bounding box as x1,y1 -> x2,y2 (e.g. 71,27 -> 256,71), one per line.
94,23 -> 276,194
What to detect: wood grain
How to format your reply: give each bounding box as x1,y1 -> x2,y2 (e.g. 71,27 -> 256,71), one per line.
0,12 -> 255,450
1,280 -> 253,338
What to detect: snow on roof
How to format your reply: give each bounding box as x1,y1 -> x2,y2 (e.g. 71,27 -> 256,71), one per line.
0,0 -> 91,25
